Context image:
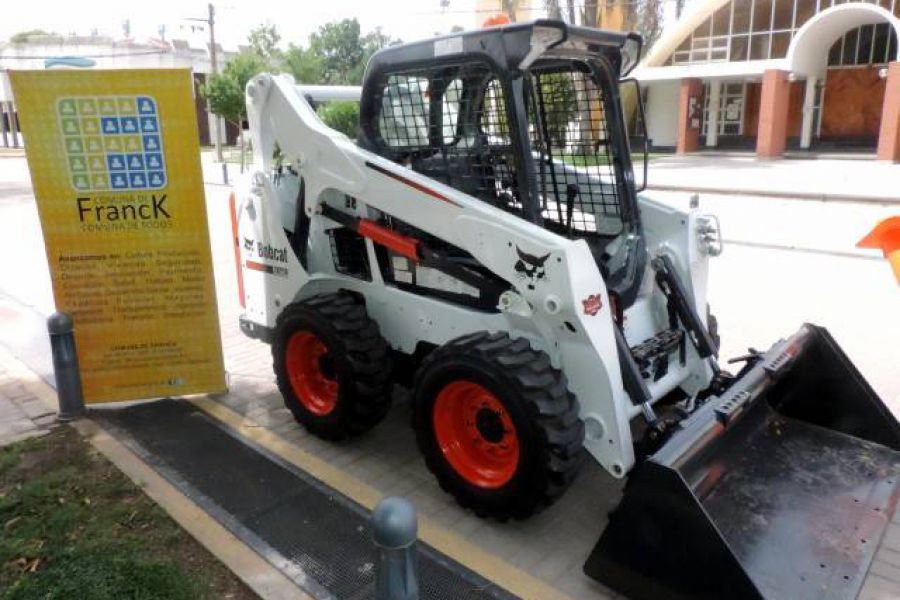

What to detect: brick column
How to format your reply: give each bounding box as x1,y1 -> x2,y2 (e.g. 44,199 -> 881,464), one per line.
756,70 -> 791,159
877,62 -> 900,163
676,78 -> 703,154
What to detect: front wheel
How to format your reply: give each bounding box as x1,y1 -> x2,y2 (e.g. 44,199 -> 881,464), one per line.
412,332 -> 584,520
273,292 -> 392,440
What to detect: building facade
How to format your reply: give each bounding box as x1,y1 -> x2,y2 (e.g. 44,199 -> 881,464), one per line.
634,0 -> 900,160
0,35 -> 238,148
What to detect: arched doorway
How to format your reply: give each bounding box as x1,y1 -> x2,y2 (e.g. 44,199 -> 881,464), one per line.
788,4 -> 900,150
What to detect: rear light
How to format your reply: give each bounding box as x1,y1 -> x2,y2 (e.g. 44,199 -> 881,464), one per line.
228,192 -> 246,308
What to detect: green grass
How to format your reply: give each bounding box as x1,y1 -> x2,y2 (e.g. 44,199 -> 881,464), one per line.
0,427 -> 254,600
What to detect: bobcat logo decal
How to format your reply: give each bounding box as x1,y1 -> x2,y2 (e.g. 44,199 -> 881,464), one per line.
515,246 -> 550,290
243,237 -> 255,252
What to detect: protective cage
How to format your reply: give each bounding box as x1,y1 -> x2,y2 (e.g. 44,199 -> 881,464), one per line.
362,57 -> 633,240
585,324 -> 900,600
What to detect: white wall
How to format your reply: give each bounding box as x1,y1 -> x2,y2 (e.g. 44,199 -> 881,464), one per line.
645,80 -> 680,148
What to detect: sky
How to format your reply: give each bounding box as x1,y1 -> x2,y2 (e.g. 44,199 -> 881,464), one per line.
0,0 -> 486,49
1,0 -> 691,50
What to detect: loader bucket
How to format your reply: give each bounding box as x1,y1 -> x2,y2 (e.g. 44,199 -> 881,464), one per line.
584,324 -> 900,600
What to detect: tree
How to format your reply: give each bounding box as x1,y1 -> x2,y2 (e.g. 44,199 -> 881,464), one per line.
317,101 -> 360,139
248,23 -> 281,60
582,0 -> 599,28
10,29 -> 54,43
282,44 -> 323,84
308,19 -> 399,85
202,51 -> 268,168
308,19 -> 365,85
544,0 -> 562,21
501,0 -> 519,22
635,0 -> 664,50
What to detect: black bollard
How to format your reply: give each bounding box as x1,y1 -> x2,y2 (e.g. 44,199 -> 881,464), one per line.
47,312 -> 85,421
222,162 -> 229,185
373,496 -> 419,600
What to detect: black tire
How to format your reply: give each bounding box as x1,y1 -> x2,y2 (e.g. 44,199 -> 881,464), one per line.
273,292 -> 392,440
412,331 -> 584,520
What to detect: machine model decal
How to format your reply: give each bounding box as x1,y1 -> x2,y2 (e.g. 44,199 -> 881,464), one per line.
364,161 -> 460,207
514,246 -> 550,289
242,236 -> 289,264
582,294 -> 603,316
241,235 -> 289,278
245,259 -> 288,278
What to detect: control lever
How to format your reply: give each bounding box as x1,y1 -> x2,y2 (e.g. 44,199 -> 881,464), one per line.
565,183 -> 578,235
728,348 -> 762,365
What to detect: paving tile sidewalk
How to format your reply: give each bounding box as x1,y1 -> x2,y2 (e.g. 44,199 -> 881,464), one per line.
0,354 -> 57,447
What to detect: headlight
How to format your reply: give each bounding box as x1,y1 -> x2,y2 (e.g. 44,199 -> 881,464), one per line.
696,214 -> 722,257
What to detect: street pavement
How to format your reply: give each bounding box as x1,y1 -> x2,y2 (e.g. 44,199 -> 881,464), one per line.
646,153 -> 900,202
1,151 -> 899,598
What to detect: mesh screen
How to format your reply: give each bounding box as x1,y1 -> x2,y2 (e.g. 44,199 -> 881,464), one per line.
372,60 -> 624,237
529,68 -> 623,237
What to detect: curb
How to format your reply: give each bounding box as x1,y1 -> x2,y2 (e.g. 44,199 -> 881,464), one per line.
646,184 -> 900,205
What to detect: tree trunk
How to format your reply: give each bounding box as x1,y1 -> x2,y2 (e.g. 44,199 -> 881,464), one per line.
583,0 -> 599,28
239,124 -> 246,174
566,0 -> 576,24
545,0 -> 561,20
502,0 -> 517,22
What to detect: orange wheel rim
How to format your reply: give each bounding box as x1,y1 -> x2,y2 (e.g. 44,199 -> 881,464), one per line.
285,331 -> 338,416
432,381 -> 519,489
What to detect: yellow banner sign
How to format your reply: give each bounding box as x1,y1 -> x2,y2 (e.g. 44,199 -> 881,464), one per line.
10,69 -> 225,403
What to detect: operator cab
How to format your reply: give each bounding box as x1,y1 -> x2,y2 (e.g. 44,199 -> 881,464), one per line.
358,20 -> 647,307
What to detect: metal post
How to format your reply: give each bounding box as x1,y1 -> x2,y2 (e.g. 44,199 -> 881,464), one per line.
47,312 -> 85,421
1,102 -> 9,148
208,3 -> 224,163
373,497 -> 418,600
706,81 -> 721,148
7,102 -> 19,148
222,162 -> 229,185
800,76 -> 817,150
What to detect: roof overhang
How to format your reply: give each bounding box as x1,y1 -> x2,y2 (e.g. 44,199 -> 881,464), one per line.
633,59 -> 786,83
788,3 -> 900,75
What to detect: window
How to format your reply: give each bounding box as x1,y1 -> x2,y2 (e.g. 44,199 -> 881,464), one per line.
772,0 -> 794,31
771,32 -> 791,58
662,0 -> 898,65
480,79 -> 510,145
529,65 -> 624,235
442,79 -> 462,143
378,75 -> 430,148
730,35 -> 750,61
367,59 -> 629,238
733,1 -> 752,34
828,23 -> 897,66
701,82 -> 745,138
752,0 -> 773,33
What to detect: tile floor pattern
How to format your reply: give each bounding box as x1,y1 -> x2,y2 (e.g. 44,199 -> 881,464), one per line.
0,361 -> 56,447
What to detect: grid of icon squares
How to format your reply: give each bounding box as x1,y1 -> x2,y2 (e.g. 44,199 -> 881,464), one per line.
57,95 -> 167,192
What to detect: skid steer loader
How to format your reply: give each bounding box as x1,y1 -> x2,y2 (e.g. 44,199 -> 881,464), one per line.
231,19 -> 900,599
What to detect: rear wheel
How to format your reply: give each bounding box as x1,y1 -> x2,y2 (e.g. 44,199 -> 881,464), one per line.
273,292 -> 392,440
413,332 -> 584,520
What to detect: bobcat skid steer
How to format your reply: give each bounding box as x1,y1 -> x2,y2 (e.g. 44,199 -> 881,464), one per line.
231,20 -> 900,599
